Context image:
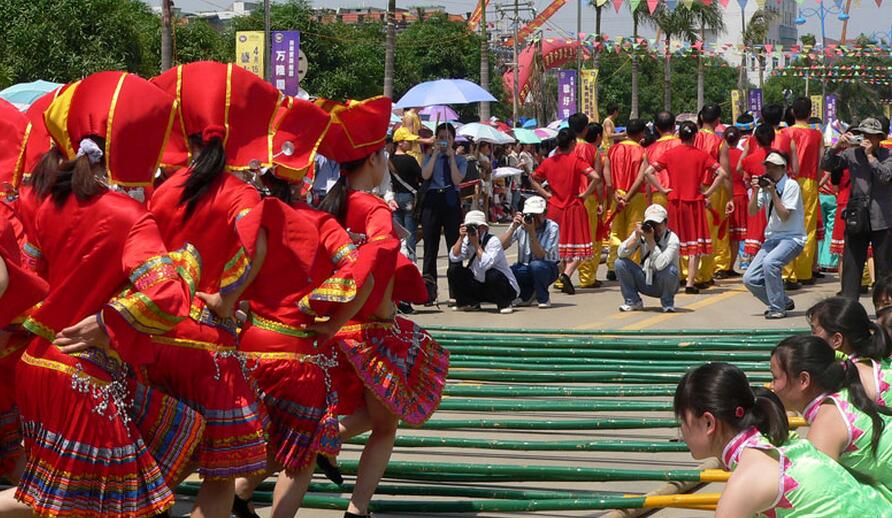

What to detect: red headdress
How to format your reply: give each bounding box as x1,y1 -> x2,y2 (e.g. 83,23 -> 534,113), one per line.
0,98 -> 30,195
269,97 -> 332,190
21,86 -> 70,180
43,71 -> 177,187
151,61 -> 285,171
316,96 -> 392,165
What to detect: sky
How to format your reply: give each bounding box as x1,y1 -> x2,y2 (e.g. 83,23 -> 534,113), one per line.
145,0 -> 891,43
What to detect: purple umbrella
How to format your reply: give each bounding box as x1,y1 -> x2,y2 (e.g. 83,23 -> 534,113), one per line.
419,105 -> 460,121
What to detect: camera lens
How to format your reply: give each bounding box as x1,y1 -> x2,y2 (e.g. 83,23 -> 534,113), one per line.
523,214 -> 534,224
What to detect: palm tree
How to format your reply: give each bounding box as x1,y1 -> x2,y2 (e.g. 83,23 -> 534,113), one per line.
629,2 -> 652,119
383,0 -> 396,97
742,9 -> 777,90
646,4 -> 698,111
689,3 -> 724,110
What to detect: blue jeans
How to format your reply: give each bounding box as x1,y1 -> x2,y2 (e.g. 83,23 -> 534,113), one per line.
743,238 -> 804,312
615,257 -> 679,309
511,261 -> 559,303
393,192 -> 417,261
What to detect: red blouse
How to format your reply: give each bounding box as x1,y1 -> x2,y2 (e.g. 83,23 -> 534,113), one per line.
652,144 -> 718,202
532,153 -> 593,210
0,211 -> 47,328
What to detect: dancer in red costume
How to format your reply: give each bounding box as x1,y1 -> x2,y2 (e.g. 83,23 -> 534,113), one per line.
317,97 -> 450,518
4,71 -> 204,518
148,61 -> 277,518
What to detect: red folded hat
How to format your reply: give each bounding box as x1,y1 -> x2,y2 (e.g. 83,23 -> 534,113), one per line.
316,96 -> 392,165
0,98 -> 30,195
22,85 -> 69,182
270,97 -> 332,187
152,61 -> 285,171
44,71 -> 177,187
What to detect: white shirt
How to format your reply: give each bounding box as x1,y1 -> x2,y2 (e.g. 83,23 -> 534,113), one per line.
757,174 -> 806,246
618,229 -> 680,285
448,231 -> 520,296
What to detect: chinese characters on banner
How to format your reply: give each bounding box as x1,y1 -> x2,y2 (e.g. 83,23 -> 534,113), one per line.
747,89 -> 763,120
271,31 -> 300,96
236,31 -> 265,77
824,95 -> 838,128
810,95 -> 824,122
580,69 -> 599,122
557,70 -> 577,120
730,90 -> 741,123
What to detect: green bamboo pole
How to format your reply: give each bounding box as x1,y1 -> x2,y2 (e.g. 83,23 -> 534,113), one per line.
417,417 -> 679,430
437,398 -> 672,412
443,384 -> 679,397
436,336 -> 781,349
447,355 -> 769,369
428,324 -> 805,336
446,369 -> 772,383
444,345 -> 768,361
448,360 -> 768,373
348,434 -> 689,452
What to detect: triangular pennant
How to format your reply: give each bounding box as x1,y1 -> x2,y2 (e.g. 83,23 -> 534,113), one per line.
666,0 -> 678,9
612,0 -> 623,13
630,0 -> 642,10
736,0 -> 747,8
647,0 -> 660,12
754,0 -> 765,6
682,0 -> 694,7
701,0 -> 713,4
719,0 -> 730,5
876,0 -> 882,7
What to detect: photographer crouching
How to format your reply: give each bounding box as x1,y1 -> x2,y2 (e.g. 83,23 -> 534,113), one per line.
448,210 -> 520,314
743,151 -> 806,319
500,196 -> 561,309
615,204 -> 681,312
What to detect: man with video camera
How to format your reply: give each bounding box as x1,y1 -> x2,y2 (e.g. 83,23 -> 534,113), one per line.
821,117 -> 892,299
743,151 -> 806,319
614,204 -> 681,313
447,210 -> 520,314
500,196 -> 561,308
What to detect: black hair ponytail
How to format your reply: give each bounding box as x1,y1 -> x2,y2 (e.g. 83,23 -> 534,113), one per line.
556,128 -> 575,151
773,335 -> 892,456
678,121 -> 698,143
674,362 -> 789,446
807,297 -> 892,360
179,133 -> 226,219
318,174 -> 349,224
32,138 -> 106,208
261,172 -> 293,205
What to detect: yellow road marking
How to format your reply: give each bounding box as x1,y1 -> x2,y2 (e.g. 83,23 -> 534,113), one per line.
619,289 -> 746,331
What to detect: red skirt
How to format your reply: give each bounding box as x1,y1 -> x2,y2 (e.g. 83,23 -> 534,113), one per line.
668,199 -> 712,256
831,200 -> 848,256
15,340 -> 202,518
239,321 -> 340,474
145,318 -> 268,480
547,202 -> 594,261
0,332 -> 27,478
744,208 -> 768,256
729,194 -> 749,242
332,318 -> 449,426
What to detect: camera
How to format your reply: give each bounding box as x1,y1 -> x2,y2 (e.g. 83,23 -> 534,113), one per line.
523,214 -> 534,224
757,175 -> 773,188
850,134 -> 864,146
466,224 -> 478,237
641,221 -> 655,233
437,140 -> 449,150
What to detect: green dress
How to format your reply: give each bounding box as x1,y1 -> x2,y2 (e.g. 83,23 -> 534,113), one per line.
868,357 -> 892,407
722,426 -> 892,517
804,390 -> 892,503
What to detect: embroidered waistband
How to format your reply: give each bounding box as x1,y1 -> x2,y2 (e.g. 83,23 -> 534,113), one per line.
190,305 -> 240,336
151,335 -> 236,352
249,313 -> 315,339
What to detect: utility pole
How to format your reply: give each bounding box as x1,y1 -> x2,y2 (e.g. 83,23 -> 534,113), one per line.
576,0 -> 582,112
496,1 -> 534,126
480,0 -> 490,122
384,0 -> 396,97
737,4 -> 747,116
264,0 -> 272,81
593,1 -> 602,122
161,0 -> 173,71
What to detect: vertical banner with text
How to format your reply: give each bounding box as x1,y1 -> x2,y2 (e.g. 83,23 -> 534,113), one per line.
236,31 -> 265,78
557,70 -> 577,120
580,69 -> 599,122
730,90 -> 741,123
747,89 -> 763,121
810,94 -> 824,122
270,31 -> 300,96
824,95 -> 838,128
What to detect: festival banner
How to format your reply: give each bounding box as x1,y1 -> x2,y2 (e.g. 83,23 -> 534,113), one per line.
236,31 -> 265,78
811,94 -> 824,121
505,0 -> 567,47
730,90 -> 741,123
557,70 -> 577,120
468,0 -> 490,31
270,31 -> 300,96
580,69 -> 599,122
747,88 -> 763,120
824,94 -> 838,127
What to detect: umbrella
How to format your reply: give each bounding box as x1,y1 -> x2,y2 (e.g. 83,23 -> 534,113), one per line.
395,79 -> 496,109
0,80 -> 62,111
390,112 -> 402,124
547,119 -> 568,130
489,120 -> 511,132
522,119 -> 538,129
512,128 -> 542,145
493,167 -> 524,179
419,105 -> 459,121
534,128 -> 558,139
422,120 -> 463,132
458,123 -> 515,145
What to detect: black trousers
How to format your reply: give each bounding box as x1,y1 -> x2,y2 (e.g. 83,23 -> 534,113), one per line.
421,190 -> 462,292
447,265 -> 518,309
841,227 -> 892,298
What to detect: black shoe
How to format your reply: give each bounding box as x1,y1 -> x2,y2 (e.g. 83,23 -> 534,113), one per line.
694,282 -> 711,290
861,285 -> 870,294
559,273 -> 575,295
784,281 -> 802,291
317,455 -> 344,485
813,270 -> 826,279
685,286 -> 700,295
787,299 -> 795,311
714,270 -> 729,280
606,270 -> 617,281
345,513 -> 372,518
725,269 -> 742,278
800,277 -> 816,286
232,495 -> 260,518
397,301 -> 415,314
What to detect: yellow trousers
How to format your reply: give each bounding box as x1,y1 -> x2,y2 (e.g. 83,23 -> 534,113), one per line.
607,192 -> 647,271
783,178 -> 818,282
577,195 -> 602,286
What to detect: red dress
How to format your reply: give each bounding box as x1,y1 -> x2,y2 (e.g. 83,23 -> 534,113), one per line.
728,147 -> 748,241
646,135 -> 682,200
0,207 -> 47,478
14,190 -> 203,518
147,168 -> 268,480
331,190 -> 448,426
235,198 -> 373,473
651,144 -> 716,256
742,148 -> 770,256
831,169 -> 852,256
532,153 -> 595,260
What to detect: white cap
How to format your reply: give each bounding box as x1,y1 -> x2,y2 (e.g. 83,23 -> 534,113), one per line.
763,151 -> 788,167
463,210 -> 487,227
643,204 -> 668,224
523,196 -> 547,215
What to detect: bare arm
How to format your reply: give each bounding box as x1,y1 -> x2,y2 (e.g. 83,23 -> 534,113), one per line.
421,150 -> 439,181
623,157 -> 649,203
643,164 -> 668,193
715,448 -> 782,518
0,256 -> 7,300
529,177 -> 551,200
807,403 -> 850,461
578,172 -> 600,199
703,167 -> 728,199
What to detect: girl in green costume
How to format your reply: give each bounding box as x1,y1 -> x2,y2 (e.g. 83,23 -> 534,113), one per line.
675,362 -> 891,517
807,297 -> 892,406
771,335 -> 892,504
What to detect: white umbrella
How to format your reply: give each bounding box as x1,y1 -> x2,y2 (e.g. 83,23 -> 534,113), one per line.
458,122 -> 515,145
493,167 -> 524,179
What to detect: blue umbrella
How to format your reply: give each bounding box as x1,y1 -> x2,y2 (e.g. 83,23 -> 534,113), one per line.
395,79 -> 496,109
522,118 -> 538,129
0,80 -> 62,111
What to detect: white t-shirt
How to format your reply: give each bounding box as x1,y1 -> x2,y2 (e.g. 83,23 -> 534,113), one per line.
757,174 -> 806,246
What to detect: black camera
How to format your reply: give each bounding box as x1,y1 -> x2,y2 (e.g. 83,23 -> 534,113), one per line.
466,224 -> 478,236
641,221 -> 655,233
523,214 -> 534,224
757,175 -> 772,188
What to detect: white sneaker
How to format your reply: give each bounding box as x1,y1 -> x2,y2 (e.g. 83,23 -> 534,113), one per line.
499,307 -> 515,314
619,302 -> 645,312
538,302 -> 552,309
663,306 -> 676,313
516,295 -> 536,307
